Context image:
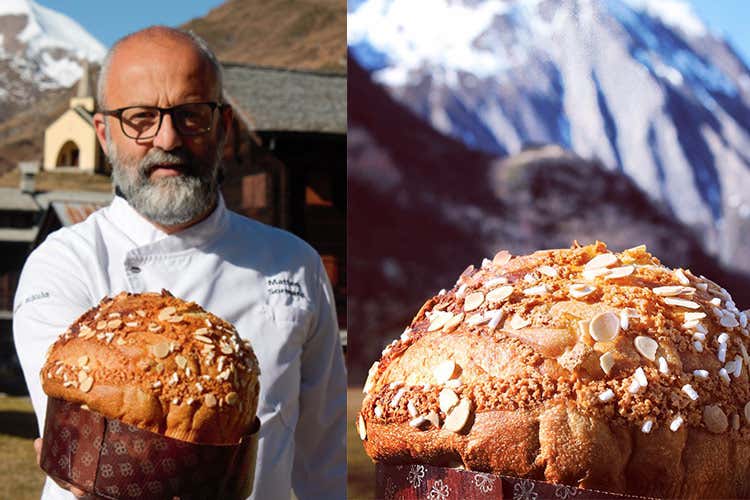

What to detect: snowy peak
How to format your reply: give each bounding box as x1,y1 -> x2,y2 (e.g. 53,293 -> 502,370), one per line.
0,0 -> 105,95
348,0 -> 750,272
348,0 -> 726,89
17,0 -> 105,61
624,0 -> 707,38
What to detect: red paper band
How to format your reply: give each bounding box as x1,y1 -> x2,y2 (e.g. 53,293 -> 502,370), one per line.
375,463 -> 657,499
40,397 -> 258,499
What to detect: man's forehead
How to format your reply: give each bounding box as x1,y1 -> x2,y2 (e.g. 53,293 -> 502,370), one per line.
105,36 -> 218,105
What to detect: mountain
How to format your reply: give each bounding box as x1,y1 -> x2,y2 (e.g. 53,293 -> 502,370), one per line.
182,0 -> 345,74
0,0 -> 105,122
348,0 -> 750,271
348,54 -> 750,382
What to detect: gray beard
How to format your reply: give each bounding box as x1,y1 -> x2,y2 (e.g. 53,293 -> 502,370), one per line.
107,134 -> 223,227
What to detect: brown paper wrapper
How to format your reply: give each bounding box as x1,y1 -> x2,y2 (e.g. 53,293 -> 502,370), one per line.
40,397 -> 259,499
375,463 -> 659,499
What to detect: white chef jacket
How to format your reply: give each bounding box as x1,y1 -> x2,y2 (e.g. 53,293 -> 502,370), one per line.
13,195 -> 346,500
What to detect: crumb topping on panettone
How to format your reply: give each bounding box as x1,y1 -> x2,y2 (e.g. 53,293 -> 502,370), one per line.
358,242 -> 750,441
41,290 -> 260,444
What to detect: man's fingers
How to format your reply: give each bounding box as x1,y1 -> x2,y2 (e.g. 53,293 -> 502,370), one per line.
51,476 -> 89,498
34,437 -> 42,466
69,485 -> 88,498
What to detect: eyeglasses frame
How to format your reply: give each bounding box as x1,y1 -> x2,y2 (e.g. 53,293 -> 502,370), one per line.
99,101 -> 225,140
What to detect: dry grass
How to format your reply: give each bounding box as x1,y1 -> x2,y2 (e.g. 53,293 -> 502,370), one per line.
0,168 -> 112,192
348,387 -> 376,499
0,395 -> 45,499
181,0 -> 346,73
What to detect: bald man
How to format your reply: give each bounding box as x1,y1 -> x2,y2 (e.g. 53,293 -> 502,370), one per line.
14,27 -> 346,500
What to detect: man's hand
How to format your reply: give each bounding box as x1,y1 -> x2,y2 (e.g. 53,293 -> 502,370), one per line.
34,437 -> 90,498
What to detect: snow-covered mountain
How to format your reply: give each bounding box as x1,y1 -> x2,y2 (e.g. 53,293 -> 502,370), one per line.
0,0 -> 105,118
348,0 -> 750,270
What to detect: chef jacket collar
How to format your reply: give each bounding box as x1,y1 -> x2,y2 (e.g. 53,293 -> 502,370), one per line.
107,194 -> 229,253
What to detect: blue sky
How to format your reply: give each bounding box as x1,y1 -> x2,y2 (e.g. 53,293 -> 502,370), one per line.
36,0 -> 224,47
687,0 -> 749,64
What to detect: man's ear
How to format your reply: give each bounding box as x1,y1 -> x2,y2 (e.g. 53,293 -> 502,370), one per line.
93,112 -> 109,154
220,104 -> 233,134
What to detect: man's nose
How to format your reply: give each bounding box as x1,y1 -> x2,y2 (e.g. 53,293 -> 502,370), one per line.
152,113 -> 182,150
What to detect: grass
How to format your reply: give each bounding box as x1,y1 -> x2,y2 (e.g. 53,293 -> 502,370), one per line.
0,389 -> 377,499
347,387 -> 376,500
0,395 -> 45,499
0,168 -> 112,192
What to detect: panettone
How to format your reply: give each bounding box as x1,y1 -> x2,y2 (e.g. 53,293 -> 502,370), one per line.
358,242 -> 750,498
41,290 -> 260,445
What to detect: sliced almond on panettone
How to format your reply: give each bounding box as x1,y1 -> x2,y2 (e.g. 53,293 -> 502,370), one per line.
195,334 -> 213,344
158,306 -> 177,321
107,319 -> 122,329
444,398 -> 472,433
569,284 -> 596,299
486,285 -> 513,304
584,253 -> 618,270
673,268 -> 690,285
510,314 -> 530,330
604,266 -> 634,279
409,416 -> 429,429
434,360 -> 459,384
599,351 -> 615,375
439,388 -> 459,413
523,284 -> 549,296
683,312 -> 707,321
357,414 -> 367,440
79,376 -> 94,393
463,292 -> 484,312
493,250 -> 512,266
425,410 -> 440,429
443,313 -> 464,333
225,392 -> 239,406
721,315 -> 740,328
653,285 -> 687,296
175,355 -> 188,369
151,342 -> 171,359
634,336 -> 658,361
589,312 -> 620,342
663,297 -> 701,309
428,311 -> 453,332
582,268 -> 612,281
537,265 -> 558,278
77,370 -> 88,383
77,355 -> 89,367
703,405 -> 728,433
204,393 -> 218,408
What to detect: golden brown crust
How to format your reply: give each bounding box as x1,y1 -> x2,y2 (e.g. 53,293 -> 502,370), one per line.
358,242 -> 750,497
41,290 -> 260,445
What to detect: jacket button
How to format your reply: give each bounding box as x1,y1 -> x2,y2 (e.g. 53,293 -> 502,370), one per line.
129,266 -> 141,274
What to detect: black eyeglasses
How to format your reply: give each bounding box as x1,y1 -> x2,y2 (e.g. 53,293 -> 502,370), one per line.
100,102 -> 223,140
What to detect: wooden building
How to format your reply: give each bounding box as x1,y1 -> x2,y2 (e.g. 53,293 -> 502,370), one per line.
220,64 -> 347,332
